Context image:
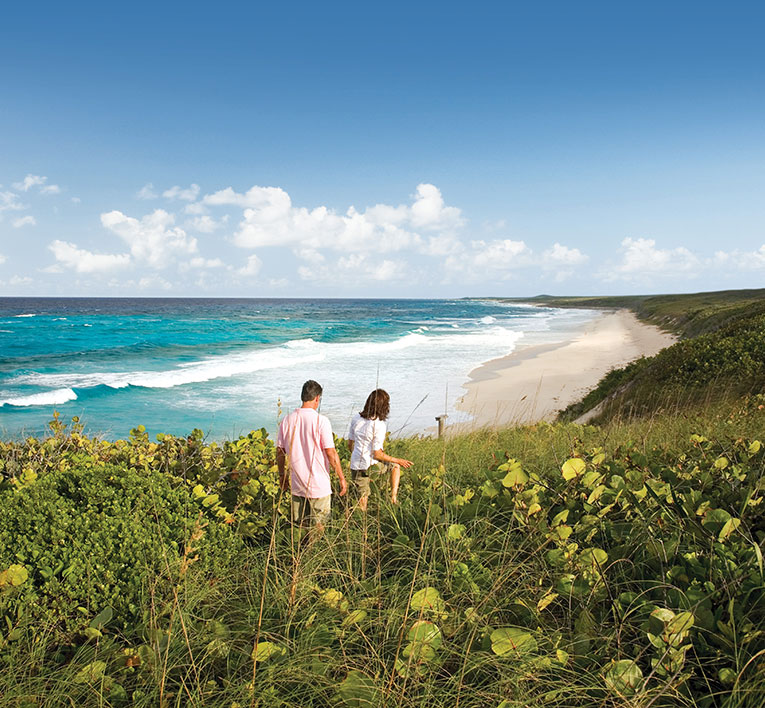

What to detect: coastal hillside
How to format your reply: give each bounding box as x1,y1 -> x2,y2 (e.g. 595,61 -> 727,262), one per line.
525,289 -> 765,424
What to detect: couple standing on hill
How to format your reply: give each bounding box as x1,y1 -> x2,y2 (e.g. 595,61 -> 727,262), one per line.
276,380 -> 413,530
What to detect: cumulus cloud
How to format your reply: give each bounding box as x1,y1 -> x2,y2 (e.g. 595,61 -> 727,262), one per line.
12,216 -> 36,228
604,237 -> 699,282
9,275 -> 33,286
299,253 -> 401,285
0,191 -> 26,216
13,174 -> 46,192
137,275 -> 172,291
713,245 -> 765,270
185,214 -> 228,233
180,256 -> 225,271
136,183 -> 158,200
49,240 -> 131,273
100,209 -> 198,268
12,174 -> 60,194
236,254 -> 262,277
0,253 -> 6,265
163,183 -> 200,201
409,183 -> 464,230
201,182 -> 461,255
542,243 -> 588,266
443,238 -> 533,281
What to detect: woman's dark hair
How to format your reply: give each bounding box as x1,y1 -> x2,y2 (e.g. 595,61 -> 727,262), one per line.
301,379 -> 323,402
360,388 -> 390,421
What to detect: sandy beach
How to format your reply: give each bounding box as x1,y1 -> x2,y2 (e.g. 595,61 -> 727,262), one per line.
454,309 -> 677,429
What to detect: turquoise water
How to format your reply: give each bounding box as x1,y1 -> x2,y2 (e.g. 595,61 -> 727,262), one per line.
0,298 -> 597,440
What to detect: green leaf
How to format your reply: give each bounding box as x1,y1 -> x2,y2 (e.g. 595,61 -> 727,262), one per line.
447,524 -> 466,540
342,610 -> 368,627
579,548 -> 608,570
252,641 -> 286,663
73,660 -> 107,685
718,517 -> 741,542
0,564 -> 29,588
718,667 -> 737,685
334,670 -> 380,708
748,440 -> 761,454
89,606 -> 114,629
702,507 -> 731,531
604,659 -> 643,697
537,591 -> 558,611
490,627 -> 537,657
501,461 -> 528,488
403,620 -> 443,662
666,612 -> 694,646
714,457 -> 729,470
562,458 -> 586,480
410,587 -> 446,615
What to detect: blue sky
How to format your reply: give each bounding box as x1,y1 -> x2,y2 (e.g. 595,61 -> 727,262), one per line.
1,1 -> 764,297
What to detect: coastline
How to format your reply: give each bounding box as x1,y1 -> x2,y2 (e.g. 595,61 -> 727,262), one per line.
452,309 -> 677,430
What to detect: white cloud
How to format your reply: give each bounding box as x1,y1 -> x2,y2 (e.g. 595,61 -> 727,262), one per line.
185,214 -> 228,233
180,256 -> 225,271
49,240 -> 132,273
12,215 -> 36,228
713,245 -> 765,270
0,253 -> 6,265
236,254 -> 262,277
542,243 -> 588,266
13,174 -> 46,192
11,174 -> 60,194
605,237 -> 699,281
163,183 -> 200,201
203,182 -> 459,255
0,191 -> 26,216
449,239 -> 533,281
100,209 -> 198,268
136,183 -> 158,200
9,275 -> 33,286
409,183 -> 464,231
71,196 -> 81,204
299,253 -> 402,284
138,275 -> 172,291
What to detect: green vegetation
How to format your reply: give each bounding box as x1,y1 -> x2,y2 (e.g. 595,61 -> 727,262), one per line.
2,401 -> 764,707
520,288 -> 765,338
511,288 -> 765,424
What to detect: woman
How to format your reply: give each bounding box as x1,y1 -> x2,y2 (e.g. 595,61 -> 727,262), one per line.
348,388 -> 413,510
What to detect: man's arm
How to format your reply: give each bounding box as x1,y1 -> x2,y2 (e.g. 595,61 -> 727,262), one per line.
276,446 -> 289,491
325,447 -> 347,496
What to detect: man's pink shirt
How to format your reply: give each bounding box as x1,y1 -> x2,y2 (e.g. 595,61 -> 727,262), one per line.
276,407 -> 334,498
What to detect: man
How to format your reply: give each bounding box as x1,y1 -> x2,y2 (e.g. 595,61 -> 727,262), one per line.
276,379 -> 347,531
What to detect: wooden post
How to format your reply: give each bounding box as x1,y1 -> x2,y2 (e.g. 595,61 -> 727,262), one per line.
435,414 -> 448,438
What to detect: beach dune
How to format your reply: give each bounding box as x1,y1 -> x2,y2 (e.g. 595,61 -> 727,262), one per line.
454,309 -> 676,429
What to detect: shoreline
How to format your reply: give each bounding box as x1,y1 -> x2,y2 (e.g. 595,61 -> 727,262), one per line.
452,309 -> 677,430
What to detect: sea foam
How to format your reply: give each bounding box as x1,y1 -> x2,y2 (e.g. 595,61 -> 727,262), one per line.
0,388 -> 78,408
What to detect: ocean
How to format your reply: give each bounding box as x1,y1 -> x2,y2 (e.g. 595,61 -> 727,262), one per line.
0,298 -> 598,441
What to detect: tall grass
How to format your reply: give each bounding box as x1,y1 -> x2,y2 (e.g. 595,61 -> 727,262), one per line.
1,397 -> 764,707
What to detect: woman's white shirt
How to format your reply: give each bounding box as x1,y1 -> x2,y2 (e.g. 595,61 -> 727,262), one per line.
348,413 -> 387,470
